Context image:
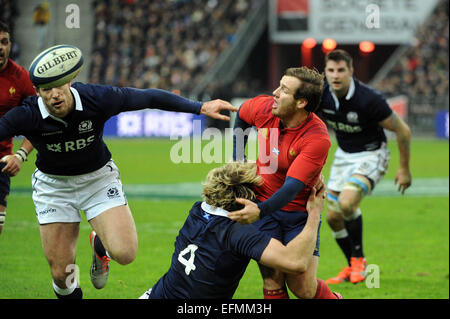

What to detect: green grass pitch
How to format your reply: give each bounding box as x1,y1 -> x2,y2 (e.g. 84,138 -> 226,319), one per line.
0,137 -> 448,299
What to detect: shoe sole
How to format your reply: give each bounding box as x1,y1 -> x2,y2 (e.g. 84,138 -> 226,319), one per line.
350,273 -> 366,284
89,231 -> 109,289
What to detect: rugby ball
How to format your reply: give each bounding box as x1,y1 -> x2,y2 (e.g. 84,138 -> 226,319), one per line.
29,44 -> 83,89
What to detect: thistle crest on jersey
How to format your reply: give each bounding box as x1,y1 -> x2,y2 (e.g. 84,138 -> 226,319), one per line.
346,112 -> 359,123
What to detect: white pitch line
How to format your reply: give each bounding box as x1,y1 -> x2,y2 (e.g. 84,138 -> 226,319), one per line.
11,177 -> 449,199
123,177 -> 449,199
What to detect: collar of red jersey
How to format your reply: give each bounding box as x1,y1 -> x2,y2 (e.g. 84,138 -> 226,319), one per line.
38,86 -> 84,119
329,77 -> 355,110
201,202 -> 230,218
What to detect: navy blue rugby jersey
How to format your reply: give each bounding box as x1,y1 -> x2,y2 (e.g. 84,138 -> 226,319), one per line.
318,78 -> 393,153
0,82 -> 202,175
149,201 -> 271,299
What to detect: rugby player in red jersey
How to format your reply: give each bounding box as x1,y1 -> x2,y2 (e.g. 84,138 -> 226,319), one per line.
230,67 -> 341,299
0,21 -> 35,234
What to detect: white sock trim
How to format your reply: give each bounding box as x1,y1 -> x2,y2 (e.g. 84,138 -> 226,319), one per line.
343,208 -> 362,221
332,228 -> 349,239
53,280 -> 77,296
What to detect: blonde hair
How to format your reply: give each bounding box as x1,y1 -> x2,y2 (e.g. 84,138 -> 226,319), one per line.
202,162 -> 263,211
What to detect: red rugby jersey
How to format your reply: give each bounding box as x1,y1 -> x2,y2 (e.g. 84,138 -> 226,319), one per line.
239,95 -> 331,212
0,59 -> 36,156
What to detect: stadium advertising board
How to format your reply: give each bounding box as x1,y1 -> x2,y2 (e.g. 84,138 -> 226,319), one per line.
270,0 -> 440,44
103,110 -> 205,137
435,111 -> 449,139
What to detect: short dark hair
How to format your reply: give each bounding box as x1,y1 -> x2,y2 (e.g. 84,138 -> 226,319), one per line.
284,67 -> 324,113
325,49 -> 353,69
0,21 -> 10,34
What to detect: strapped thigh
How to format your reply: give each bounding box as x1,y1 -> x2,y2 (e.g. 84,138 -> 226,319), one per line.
327,192 -> 342,213
342,175 -> 372,196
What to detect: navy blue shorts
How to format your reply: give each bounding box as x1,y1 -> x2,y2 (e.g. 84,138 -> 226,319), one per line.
251,206 -> 321,257
0,162 -> 11,207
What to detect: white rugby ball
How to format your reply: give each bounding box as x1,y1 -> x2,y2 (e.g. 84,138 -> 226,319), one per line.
29,44 -> 83,89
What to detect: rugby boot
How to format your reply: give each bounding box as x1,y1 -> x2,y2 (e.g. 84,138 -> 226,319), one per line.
89,230 -> 110,289
325,266 -> 351,284
350,257 -> 367,284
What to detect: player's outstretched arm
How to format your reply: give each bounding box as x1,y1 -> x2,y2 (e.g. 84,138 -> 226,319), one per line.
258,186 -> 325,274
1,138 -> 34,177
113,86 -> 238,121
379,112 -> 412,194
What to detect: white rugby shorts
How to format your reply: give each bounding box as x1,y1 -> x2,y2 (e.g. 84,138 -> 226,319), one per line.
327,144 -> 390,194
32,160 -> 127,224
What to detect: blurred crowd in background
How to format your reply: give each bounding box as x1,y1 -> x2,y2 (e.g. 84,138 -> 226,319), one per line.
1,0 -> 448,120
89,0 -> 257,96
374,0 -> 448,101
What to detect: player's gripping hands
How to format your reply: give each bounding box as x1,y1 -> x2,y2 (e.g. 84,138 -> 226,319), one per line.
306,184 -> 327,221
229,174 -> 326,224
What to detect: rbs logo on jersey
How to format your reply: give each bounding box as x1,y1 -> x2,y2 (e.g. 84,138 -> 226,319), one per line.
326,120 -> 362,133
46,135 -> 95,152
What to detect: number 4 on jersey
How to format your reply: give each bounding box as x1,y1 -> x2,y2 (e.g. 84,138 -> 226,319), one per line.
177,244 -> 198,275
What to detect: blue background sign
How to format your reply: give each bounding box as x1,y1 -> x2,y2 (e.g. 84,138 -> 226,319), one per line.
104,110 -> 205,137
435,111 -> 449,139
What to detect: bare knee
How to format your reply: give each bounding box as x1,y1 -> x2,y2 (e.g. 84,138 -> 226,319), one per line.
109,243 -> 137,265
259,264 -> 285,290
287,278 -> 317,299
326,210 -> 344,230
294,285 -> 316,299
49,261 -> 74,288
338,197 -> 357,217
98,229 -> 138,265
111,249 -> 137,265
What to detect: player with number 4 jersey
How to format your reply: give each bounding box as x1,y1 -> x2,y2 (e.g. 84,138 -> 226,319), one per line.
140,162 -> 337,299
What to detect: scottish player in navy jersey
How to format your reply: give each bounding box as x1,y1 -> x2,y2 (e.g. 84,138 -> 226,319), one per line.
0,48 -> 238,299
140,162 -> 335,299
317,50 -> 412,285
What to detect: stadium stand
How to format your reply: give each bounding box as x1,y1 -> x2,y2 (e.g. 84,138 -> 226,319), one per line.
89,0 -> 258,96
374,0 -> 448,132
375,0 -> 448,99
